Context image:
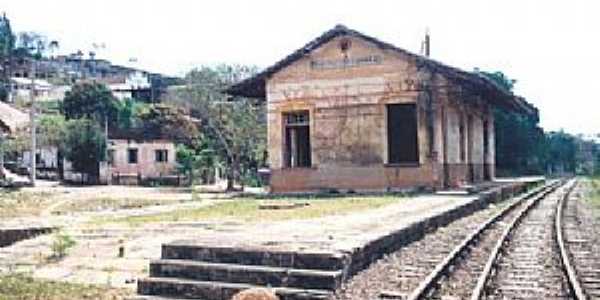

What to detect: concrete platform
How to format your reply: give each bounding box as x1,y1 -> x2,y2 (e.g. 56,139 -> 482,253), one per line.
138,178 -> 544,300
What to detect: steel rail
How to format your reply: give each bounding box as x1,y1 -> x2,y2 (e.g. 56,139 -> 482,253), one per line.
469,179 -> 566,300
556,180 -> 587,300
406,180 -> 561,300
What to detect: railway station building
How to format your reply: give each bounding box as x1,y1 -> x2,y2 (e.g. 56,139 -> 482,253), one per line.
227,25 -> 537,193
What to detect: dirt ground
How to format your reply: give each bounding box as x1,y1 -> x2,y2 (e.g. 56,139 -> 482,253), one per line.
0,182 -> 245,297
0,178 -> 546,299
0,182 -> 409,296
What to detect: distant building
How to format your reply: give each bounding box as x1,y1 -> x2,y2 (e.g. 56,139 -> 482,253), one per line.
108,70 -> 152,100
227,25 -> 537,193
8,77 -> 69,102
104,135 -> 178,185
20,147 -> 60,180
7,54 -> 175,103
61,128 -> 180,185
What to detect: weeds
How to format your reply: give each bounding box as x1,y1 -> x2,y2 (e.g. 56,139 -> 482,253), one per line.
0,273 -> 131,300
50,232 -> 76,259
95,195 -> 403,226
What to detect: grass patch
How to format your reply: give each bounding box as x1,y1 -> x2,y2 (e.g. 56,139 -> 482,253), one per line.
0,273 -> 131,300
0,190 -> 57,218
94,195 -> 404,226
586,176 -> 600,209
51,197 -> 187,214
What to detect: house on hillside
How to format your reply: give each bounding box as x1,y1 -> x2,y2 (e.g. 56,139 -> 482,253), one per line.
227,25 -> 537,193
108,70 -> 153,101
8,77 -> 69,103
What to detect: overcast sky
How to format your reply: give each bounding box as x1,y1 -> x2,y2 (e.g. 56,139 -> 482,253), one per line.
1,0 -> 598,135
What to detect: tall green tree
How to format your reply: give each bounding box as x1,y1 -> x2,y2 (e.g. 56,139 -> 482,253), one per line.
176,137 -> 219,186
38,114 -> 67,178
62,82 -> 119,124
114,98 -> 144,129
595,146 -> 600,176
62,119 -> 106,183
137,104 -> 199,145
478,70 -> 591,176
478,70 -> 547,175
167,64 -> 266,190
38,114 -> 67,149
545,131 -> 577,174
0,13 -> 15,101
0,14 -> 15,53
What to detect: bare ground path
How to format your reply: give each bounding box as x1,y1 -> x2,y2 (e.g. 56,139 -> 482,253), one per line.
0,184 -> 237,292
0,179 -> 540,298
0,187 -> 433,290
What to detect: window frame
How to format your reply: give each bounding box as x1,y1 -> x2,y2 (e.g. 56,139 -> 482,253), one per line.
107,149 -> 115,165
127,148 -> 138,164
155,149 -> 168,163
282,110 -> 312,168
385,103 -> 420,166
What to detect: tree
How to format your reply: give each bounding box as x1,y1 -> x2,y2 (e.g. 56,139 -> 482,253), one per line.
15,32 -> 48,59
0,14 -> 15,54
38,114 -> 66,149
61,119 -> 106,183
113,98 -> 148,129
38,114 -> 67,178
166,64 -> 266,190
545,131 -> 577,174
0,13 -> 15,101
62,82 -> 119,124
595,146 -> 600,176
175,138 -> 219,186
137,104 -> 199,145
478,70 -> 547,176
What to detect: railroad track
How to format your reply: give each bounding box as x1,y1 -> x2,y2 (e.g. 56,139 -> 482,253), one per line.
402,179 -> 565,300
475,180 -> 575,300
405,177 -> 600,300
559,180 -> 600,299
338,178 -> 600,300
335,180 -> 558,300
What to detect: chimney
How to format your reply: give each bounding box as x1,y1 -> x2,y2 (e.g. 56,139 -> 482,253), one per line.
424,29 -> 431,57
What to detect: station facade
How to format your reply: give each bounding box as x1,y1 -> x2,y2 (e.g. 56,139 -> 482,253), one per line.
228,25 -> 536,193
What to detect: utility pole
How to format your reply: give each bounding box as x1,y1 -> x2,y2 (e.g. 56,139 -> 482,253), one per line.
29,58 -> 36,186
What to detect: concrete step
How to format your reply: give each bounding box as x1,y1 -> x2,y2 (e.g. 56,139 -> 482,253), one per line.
151,259 -> 342,290
162,242 -> 348,271
138,277 -> 333,300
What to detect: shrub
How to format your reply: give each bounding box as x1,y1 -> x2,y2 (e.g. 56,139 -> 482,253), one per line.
51,232 -> 76,259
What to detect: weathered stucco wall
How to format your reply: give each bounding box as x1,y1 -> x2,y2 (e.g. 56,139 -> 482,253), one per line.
266,36 -> 438,193
265,34 -> 495,193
